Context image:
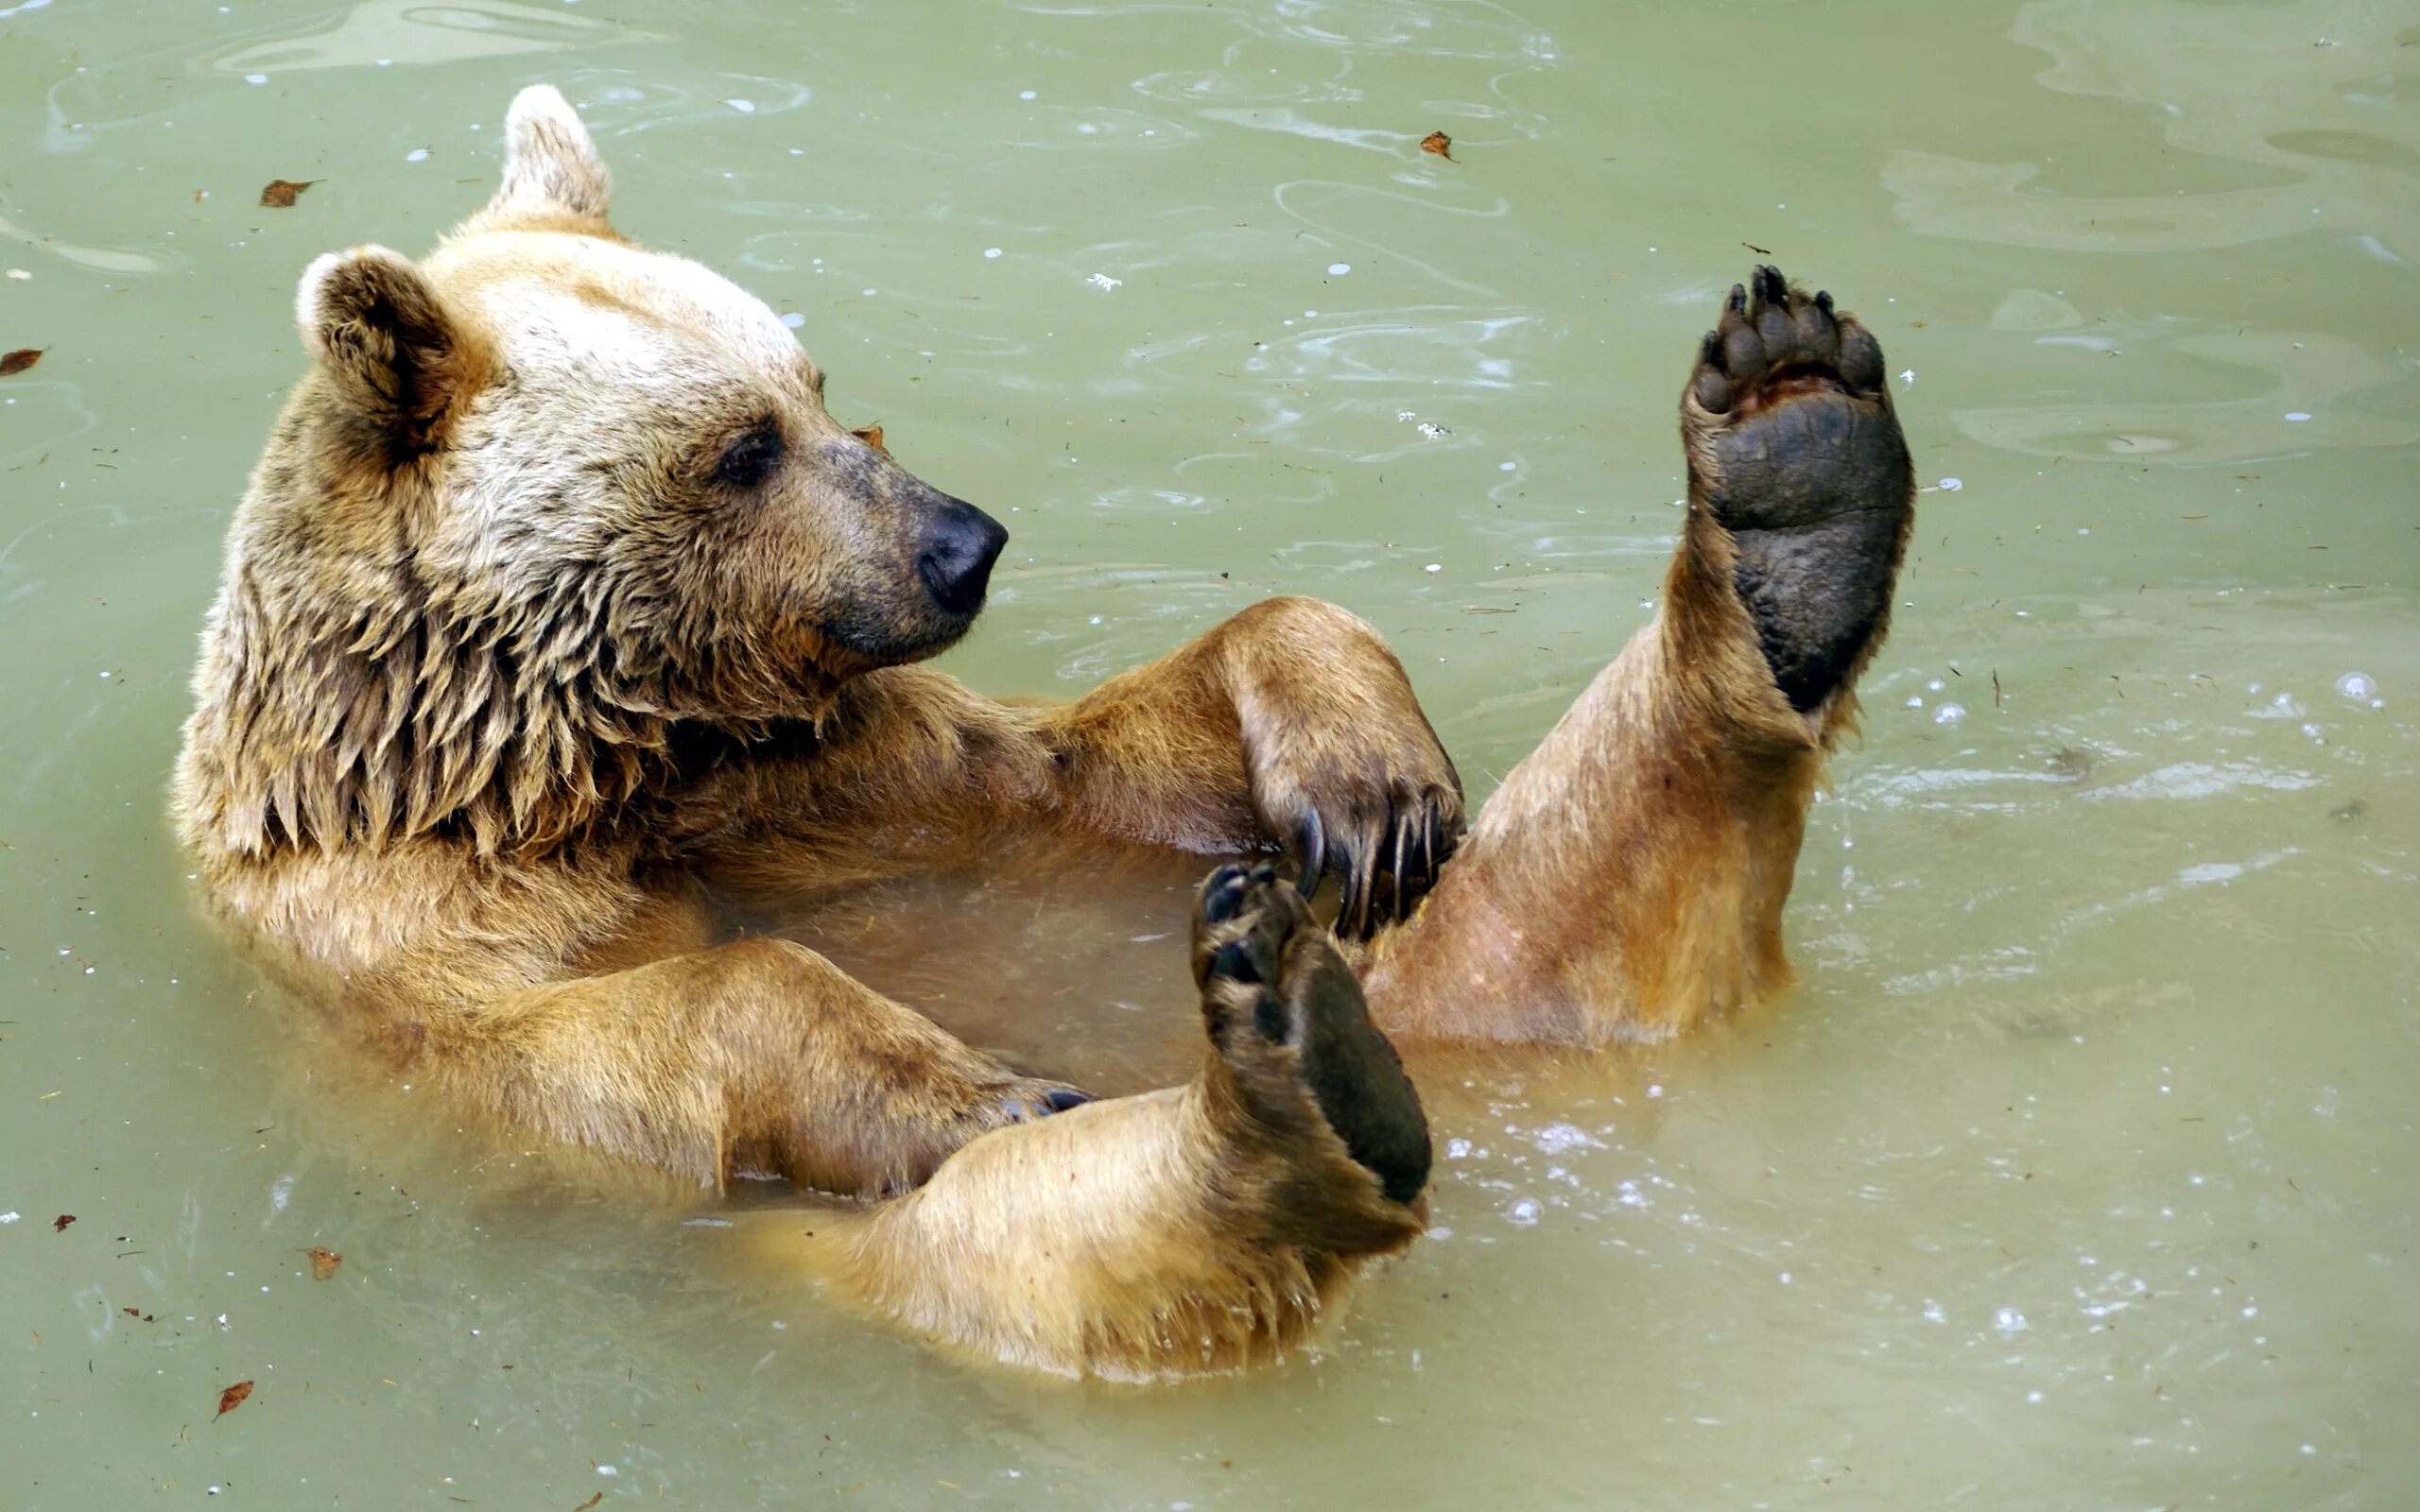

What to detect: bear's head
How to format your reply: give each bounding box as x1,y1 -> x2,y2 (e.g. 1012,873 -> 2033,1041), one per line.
179,85 -> 1008,856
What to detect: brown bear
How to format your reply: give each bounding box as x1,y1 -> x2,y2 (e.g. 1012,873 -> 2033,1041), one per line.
174,86 -> 1911,1381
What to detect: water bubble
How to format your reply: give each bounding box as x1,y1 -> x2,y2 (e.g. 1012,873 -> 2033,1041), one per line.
724,98 -> 756,113
244,73 -> 268,85
2336,671 -> 2376,702
2284,411 -> 2311,422
1326,262 -> 1351,275
1018,90 -> 1037,100
1938,477 -> 1962,490
405,147 -> 430,163
1995,1306 -> 2029,1334
983,247 -> 1002,259
780,312 -> 804,329
1933,702 -> 1966,725
1508,1197 -> 1541,1227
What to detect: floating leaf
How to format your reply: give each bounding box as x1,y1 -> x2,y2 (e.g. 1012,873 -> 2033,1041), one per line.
0,349 -> 42,378
1419,130 -> 1454,161
215,1380 -> 254,1419
259,179 -> 320,208
574,1495 -> 604,1510
850,423 -> 889,457
307,1246 -> 342,1280
51,1213 -> 74,1232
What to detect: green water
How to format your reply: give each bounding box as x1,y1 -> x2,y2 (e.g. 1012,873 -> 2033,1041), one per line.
5,0 -> 2416,1505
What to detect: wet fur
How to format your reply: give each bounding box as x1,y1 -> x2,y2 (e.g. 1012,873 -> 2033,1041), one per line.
176,88 -> 1913,1381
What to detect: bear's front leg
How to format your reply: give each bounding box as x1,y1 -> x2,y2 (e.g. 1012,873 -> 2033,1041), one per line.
1050,595 -> 1464,938
423,938 -> 1089,1194
1357,266 -> 1913,1045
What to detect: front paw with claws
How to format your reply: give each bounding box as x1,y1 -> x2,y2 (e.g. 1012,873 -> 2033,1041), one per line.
1226,598 -> 1464,939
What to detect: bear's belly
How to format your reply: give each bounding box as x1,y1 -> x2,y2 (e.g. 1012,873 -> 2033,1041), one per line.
745,847 -> 1229,1097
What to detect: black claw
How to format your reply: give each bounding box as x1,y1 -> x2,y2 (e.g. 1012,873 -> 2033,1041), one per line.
1042,1088 -> 1092,1112
1390,816 -> 1409,925
1726,283 -> 1747,316
1814,289 -> 1833,315
1297,809 -> 1327,902
1200,863 -> 1250,923
1700,330 -> 1723,367
1754,264 -> 1788,304
1248,861 -> 1276,886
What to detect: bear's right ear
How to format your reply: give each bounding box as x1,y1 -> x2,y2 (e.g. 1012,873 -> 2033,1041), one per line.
475,83 -> 613,230
297,246 -> 483,458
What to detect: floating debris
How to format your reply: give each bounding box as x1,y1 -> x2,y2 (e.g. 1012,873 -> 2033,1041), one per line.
259,179 -> 320,208
1086,272 -> 1121,292
1420,130 -> 1454,161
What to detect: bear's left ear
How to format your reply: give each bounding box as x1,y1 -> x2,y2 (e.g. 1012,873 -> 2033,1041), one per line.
297,246 -> 484,458
475,83 -> 613,230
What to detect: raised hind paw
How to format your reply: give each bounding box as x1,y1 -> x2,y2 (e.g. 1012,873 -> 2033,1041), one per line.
1193,863 -> 1431,1235
1683,265 -> 1914,713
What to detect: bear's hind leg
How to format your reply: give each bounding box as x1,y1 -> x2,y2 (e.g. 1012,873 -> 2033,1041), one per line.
1684,264 -> 1913,713
798,865 -> 1429,1380
1356,266 -> 1912,1045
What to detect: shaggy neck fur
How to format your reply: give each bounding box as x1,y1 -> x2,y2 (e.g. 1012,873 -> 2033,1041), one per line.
178,431 -> 686,861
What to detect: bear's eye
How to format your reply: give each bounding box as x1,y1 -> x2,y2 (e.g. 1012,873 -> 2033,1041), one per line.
713,423 -> 784,490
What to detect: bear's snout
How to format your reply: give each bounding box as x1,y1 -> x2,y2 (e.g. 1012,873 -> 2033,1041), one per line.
917,500 -> 1010,618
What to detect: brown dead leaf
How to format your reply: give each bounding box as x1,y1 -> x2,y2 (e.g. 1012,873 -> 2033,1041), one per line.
0,349 -> 43,378
1419,130 -> 1454,161
51,1213 -> 74,1232
215,1380 -> 254,1419
851,423 -> 889,457
573,1494 -> 604,1510
259,179 -> 320,209
307,1246 -> 341,1280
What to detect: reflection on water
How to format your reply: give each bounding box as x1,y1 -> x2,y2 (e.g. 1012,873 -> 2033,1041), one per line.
199,0 -> 660,77
2,0 -> 2415,1506
1889,0 -> 2418,258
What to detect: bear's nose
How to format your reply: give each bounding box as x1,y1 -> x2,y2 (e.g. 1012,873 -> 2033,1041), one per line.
917,499 -> 1010,618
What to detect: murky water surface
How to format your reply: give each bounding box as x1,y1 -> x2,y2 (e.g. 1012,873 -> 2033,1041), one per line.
5,0 -> 2417,1505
